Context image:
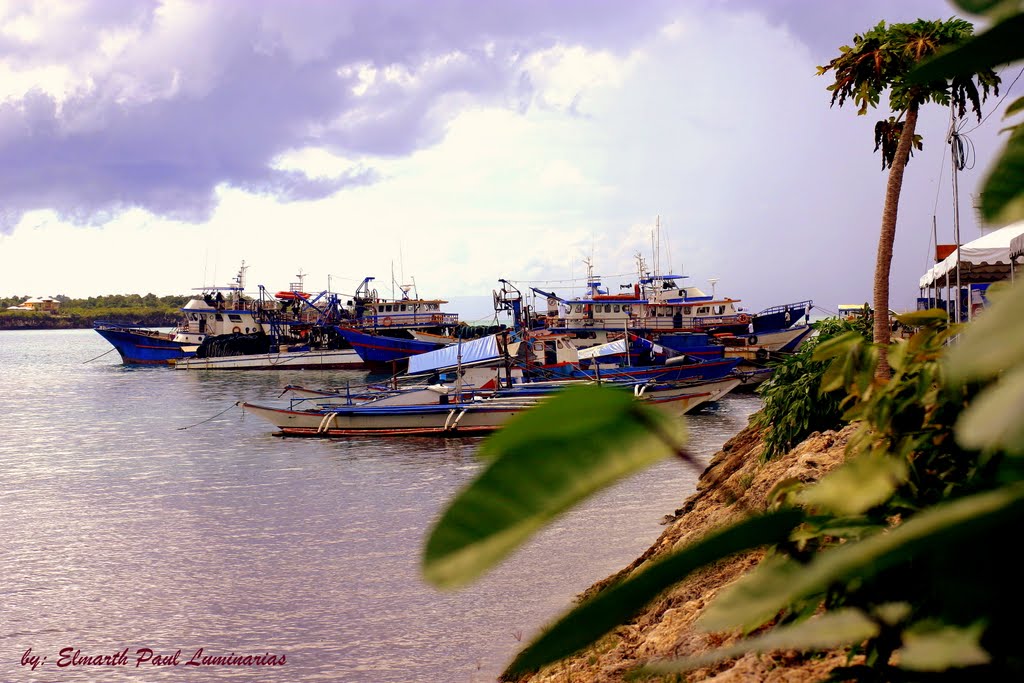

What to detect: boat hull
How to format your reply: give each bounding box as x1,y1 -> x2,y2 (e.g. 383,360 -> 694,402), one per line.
239,400 -> 527,436
173,348 -> 365,370
333,326 -> 446,365
93,324 -> 193,365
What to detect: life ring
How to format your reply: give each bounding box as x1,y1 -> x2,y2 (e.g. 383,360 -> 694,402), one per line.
737,314 -> 750,324
383,317 -> 393,327
748,335 -> 758,346
431,314 -> 442,324
232,326 -> 241,334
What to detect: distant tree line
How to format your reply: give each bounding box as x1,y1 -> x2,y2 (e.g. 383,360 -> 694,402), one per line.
0,293 -> 189,310
0,293 -> 190,330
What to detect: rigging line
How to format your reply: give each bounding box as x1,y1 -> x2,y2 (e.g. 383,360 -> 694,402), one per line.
960,65 -> 1024,135
505,272 -> 638,286
82,347 -> 116,363
179,403 -> 241,430
930,123 -> 949,217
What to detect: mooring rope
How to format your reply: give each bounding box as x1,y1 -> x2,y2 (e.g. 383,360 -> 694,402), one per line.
82,348 -> 117,363
177,403 -> 240,430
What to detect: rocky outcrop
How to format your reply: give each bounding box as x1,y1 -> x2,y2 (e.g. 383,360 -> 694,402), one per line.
519,419 -> 858,682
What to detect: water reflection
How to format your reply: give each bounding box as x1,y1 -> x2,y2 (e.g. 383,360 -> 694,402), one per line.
0,330 -> 762,682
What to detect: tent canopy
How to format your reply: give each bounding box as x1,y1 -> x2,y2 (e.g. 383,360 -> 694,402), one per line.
919,220 -> 1024,288
1011,232 -> 1024,262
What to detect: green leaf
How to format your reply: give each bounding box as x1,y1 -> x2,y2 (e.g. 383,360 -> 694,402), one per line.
945,280 -> 1024,381
894,309 -> 949,327
501,510 -> 803,678
796,453 -> 908,515
819,356 -> 847,393
698,485 -> 1024,633
811,331 -> 863,362
422,384 -> 685,589
1007,94 -> 1024,117
951,0 -> 1019,15
898,623 -> 990,671
639,608 -> 879,675
955,364 -> 1024,455
887,338 -> 908,373
910,14 -> 1024,82
979,111 -> 1024,224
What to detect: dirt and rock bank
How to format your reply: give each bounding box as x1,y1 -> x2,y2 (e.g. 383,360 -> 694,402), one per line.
519,419 -> 858,682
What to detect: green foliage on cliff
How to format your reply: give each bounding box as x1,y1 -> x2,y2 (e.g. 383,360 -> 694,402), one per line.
754,315 -> 872,461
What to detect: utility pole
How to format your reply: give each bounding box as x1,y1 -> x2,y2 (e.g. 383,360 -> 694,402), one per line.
947,107 -> 963,323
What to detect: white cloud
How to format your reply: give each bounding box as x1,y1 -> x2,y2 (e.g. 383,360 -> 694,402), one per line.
0,0 -> 1013,317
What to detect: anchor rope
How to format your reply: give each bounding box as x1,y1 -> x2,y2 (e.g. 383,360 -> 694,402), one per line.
177,403 -> 240,430
82,348 -> 117,363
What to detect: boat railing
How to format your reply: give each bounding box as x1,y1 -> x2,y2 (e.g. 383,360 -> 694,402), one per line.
93,320 -> 177,336
345,311 -> 458,329
757,300 -> 813,317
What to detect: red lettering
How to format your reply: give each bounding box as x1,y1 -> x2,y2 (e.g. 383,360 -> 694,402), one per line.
56,647 -> 76,668
135,648 -> 153,667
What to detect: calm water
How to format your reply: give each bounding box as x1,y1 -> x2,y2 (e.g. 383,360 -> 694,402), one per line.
0,329 -> 761,682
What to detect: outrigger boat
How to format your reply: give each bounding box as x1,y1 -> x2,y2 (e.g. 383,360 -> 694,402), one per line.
238,328 -> 743,437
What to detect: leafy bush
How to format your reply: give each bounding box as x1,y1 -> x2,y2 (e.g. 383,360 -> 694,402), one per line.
755,316 -> 871,460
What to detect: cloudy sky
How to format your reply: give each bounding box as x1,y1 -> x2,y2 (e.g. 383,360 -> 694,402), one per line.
0,0 -> 1018,319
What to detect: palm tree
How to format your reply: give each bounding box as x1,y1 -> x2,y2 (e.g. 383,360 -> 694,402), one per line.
818,19 -> 999,377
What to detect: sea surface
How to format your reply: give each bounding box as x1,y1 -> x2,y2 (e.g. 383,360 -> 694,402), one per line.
0,329 -> 762,682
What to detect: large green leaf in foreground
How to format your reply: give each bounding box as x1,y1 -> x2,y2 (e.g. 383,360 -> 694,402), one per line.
502,510 -> 803,679
422,384 -> 686,589
698,484 -> 1024,633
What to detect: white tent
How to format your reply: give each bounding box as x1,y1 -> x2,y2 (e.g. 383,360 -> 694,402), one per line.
1011,231 -> 1024,263
919,220 -> 1024,288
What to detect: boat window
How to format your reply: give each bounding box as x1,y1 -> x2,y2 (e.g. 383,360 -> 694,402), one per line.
698,307 -> 709,315
229,314 -> 243,322
400,305 -> 407,311
533,341 -> 544,352
684,306 -> 691,315
613,305 -> 620,313
215,314 -> 223,322
574,305 -> 583,313
623,305 -> 631,313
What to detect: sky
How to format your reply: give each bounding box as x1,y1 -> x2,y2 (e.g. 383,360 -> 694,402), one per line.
1,0 -> 1020,321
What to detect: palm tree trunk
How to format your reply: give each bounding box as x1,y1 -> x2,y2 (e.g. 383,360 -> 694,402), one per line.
873,105 -> 919,379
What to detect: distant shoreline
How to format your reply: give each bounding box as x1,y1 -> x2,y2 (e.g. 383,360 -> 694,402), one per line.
0,313 -> 178,331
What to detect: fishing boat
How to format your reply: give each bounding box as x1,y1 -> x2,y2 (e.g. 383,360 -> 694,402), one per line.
331,326 -> 449,368
528,255 -> 812,339
94,266 -> 461,370
239,367 -> 741,437
94,263 -> 357,368
340,276 -> 459,332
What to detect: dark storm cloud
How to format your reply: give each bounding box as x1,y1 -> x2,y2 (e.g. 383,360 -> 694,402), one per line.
0,0 -> 676,232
